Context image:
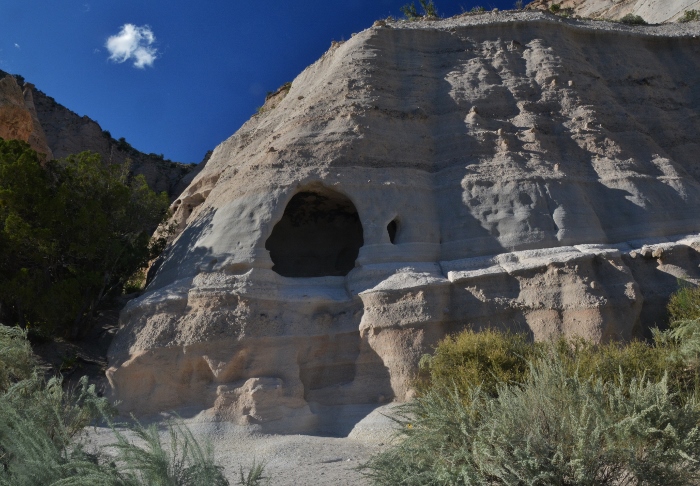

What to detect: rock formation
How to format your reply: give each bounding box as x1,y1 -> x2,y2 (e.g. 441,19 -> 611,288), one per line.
108,12 -> 700,432
0,70 -> 199,198
527,0 -> 700,23
0,75 -> 53,158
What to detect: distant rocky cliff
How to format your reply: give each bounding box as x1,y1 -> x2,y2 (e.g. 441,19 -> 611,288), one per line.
0,70 -> 203,199
0,75 -> 52,157
527,0 -> 700,23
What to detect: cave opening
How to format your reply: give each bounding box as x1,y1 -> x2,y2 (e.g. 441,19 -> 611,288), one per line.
265,188 -> 364,277
387,218 -> 399,244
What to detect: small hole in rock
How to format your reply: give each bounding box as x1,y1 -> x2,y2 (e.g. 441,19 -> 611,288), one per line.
387,219 -> 399,244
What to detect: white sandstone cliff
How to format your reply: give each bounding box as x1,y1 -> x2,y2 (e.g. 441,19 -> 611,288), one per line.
108,12 -> 700,433
527,0 -> 700,23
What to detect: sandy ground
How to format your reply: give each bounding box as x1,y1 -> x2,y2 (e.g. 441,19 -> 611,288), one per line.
85,404 -> 400,486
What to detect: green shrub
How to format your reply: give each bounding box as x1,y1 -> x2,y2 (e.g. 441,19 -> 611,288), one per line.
668,283 -> 700,323
0,325 -> 35,393
419,329 -> 539,398
109,418 -> 229,486
237,459 -> 269,486
557,338 -> 685,387
0,328 -> 260,485
656,318 -> 700,372
620,13 -> 648,25
680,9 -> 700,22
0,139 -> 171,338
400,0 -> 438,20
361,356 -> 700,485
0,374 -> 117,486
549,3 -> 561,13
419,328 -> 690,399
363,315 -> 700,485
475,361 -> 700,485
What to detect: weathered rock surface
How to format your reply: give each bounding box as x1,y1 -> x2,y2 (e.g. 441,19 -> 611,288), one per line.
0,70 -> 199,198
527,0 -> 700,23
0,75 -> 53,158
109,12 -> 700,431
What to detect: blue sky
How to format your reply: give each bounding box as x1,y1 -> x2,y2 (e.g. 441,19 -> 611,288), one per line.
0,0 -> 519,163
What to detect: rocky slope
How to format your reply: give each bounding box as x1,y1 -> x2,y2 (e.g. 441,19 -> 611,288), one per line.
0,75 -> 52,157
0,70 -> 201,198
108,11 -> 700,432
527,0 -> 700,23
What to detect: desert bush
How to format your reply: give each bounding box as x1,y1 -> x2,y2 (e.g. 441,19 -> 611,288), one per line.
362,355 -> 700,485
237,459 -> 269,486
555,337 -> 688,391
656,318 -> 700,372
359,386 -> 483,485
475,362 -> 700,485
400,0 -> 438,20
0,395 -> 232,485
418,329 -> 540,398
668,283 -> 700,323
0,325 -> 35,392
0,329 -> 256,486
108,418 -> 229,486
549,3 -> 561,13
680,9 -> 700,22
363,311 -> 700,485
419,328 -> 686,398
620,13 -> 648,25
463,5 -> 486,14
0,369 -> 116,485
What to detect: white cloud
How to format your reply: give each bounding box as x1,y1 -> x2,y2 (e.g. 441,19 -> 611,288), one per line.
106,24 -> 158,69
14,43 -> 20,49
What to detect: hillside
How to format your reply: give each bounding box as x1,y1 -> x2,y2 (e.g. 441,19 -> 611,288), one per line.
0,70 -> 204,198
108,10 -> 700,434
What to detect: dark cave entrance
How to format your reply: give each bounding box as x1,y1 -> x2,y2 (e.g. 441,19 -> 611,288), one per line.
265,188 -> 364,277
387,218 -> 399,244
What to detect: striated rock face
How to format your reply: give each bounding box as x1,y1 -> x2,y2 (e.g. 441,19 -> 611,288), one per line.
0,75 -> 53,158
108,13 -> 700,432
527,0 -> 700,23
0,70 -> 199,198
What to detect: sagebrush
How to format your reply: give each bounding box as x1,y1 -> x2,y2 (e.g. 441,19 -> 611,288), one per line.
362,283 -> 700,484
0,325 -> 263,485
680,9 -> 700,22
620,13 -> 647,25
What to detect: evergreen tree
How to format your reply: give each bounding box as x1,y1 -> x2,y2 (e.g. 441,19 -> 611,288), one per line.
0,138 -> 171,338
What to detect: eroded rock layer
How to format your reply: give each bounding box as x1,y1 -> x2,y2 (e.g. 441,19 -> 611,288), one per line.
527,0 -> 700,23
109,13 -> 700,431
0,75 -> 53,157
